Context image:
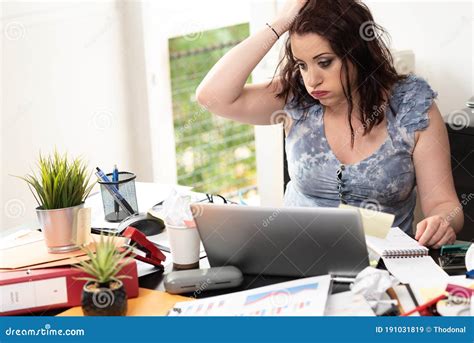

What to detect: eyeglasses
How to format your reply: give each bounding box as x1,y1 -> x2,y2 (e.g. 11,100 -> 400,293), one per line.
153,193 -> 237,208
197,193 -> 237,205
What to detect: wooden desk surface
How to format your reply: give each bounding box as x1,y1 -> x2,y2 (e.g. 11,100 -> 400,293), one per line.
57,288 -> 190,316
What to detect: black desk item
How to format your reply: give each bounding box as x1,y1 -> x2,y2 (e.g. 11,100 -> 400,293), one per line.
117,212 -> 165,236
439,243 -> 471,271
445,96 -> 474,241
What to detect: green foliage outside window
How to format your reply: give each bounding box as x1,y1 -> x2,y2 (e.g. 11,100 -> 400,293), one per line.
169,23 -> 257,197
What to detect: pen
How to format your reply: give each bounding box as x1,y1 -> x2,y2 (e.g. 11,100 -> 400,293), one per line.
112,164 -> 119,219
400,294 -> 446,316
331,276 -> 356,283
96,167 -> 135,216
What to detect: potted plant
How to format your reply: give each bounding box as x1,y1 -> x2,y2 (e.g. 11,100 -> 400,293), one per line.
75,234 -> 134,316
19,151 -> 95,253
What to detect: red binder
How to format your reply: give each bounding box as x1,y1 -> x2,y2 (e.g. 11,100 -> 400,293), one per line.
0,260 -> 139,316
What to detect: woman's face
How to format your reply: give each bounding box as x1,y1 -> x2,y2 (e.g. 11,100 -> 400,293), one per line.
290,33 -> 356,111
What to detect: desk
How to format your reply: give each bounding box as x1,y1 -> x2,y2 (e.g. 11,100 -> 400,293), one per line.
139,247 -> 467,301
139,256 -> 352,298
6,182 -> 470,315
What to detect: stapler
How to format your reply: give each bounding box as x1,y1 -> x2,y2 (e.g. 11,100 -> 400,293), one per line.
122,226 -> 166,271
439,244 -> 471,271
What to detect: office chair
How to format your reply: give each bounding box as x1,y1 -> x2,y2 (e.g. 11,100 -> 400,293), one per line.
283,131 -> 290,191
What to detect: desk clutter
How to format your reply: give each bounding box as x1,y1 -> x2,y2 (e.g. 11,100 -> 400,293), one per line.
3,175 -> 474,317
2,224 -> 474,317
168,275 -> 332,316
0,232 -> 139,316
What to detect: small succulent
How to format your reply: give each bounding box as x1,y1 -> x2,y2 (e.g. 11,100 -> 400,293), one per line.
17,150 -> 95,210
75,234 -> 135,287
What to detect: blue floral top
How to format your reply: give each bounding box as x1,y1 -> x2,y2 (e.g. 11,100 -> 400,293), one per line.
283,74 -> 438,234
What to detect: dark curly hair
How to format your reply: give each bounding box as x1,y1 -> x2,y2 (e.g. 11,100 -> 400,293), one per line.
273,0 -> 407,146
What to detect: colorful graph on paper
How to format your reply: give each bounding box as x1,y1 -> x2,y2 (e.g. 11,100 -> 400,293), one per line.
239,283 -> 320,316
168,275 -> 331,316
171,299 -> 227,316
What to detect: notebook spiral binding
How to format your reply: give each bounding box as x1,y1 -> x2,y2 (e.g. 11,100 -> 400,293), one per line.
383,248 -> 429,258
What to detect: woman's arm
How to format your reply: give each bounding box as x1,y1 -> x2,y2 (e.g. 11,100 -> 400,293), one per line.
195,0 -> 308,125
413,102 -> 464,248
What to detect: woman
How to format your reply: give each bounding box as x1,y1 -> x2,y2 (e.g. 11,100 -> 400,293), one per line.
195,0 -> 463,247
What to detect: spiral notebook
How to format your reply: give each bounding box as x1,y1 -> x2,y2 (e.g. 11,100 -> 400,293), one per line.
366,227 -> 448,284
365,227 -> 429,258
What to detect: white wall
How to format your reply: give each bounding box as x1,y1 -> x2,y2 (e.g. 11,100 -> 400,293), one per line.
1,0 -> 472,230
366,0 -> 473,115
0,0 -> 255,231
1,1 -> 136,230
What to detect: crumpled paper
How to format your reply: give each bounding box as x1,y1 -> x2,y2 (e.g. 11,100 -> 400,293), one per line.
351,266 -> 399,314
159,189 -> 195,227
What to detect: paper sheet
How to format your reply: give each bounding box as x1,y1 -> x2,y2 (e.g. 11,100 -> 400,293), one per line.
169,275 -> 332,316
0,234 -> 125,270
339,204 -> 393,238
382,256 -> 448,285
325,291 -> 375,316
0,229 -> 43,250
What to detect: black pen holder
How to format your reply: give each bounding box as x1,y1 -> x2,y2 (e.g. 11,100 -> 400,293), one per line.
98,171 -> 139,222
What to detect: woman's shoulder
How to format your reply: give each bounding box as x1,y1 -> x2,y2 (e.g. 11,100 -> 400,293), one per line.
389,73 -> 438,133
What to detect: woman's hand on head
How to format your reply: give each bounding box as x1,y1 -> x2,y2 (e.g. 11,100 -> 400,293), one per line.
415,215 -> 456,249
273,0 -> 309,32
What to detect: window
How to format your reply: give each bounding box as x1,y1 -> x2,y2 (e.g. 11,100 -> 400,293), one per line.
169,23 -> 257,200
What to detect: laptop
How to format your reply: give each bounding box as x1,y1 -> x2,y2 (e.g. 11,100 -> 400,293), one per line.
191,203 -> 369,278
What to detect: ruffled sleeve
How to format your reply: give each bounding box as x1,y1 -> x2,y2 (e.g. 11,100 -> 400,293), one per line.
392,74 -> 438,133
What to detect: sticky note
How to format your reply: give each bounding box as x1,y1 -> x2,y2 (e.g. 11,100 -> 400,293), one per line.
339,203 -> 394,239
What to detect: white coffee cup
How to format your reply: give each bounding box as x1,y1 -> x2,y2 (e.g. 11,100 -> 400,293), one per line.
166,222 -> 201,269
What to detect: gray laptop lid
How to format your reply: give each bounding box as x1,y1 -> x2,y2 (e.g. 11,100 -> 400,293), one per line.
191,203 -> 369,278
